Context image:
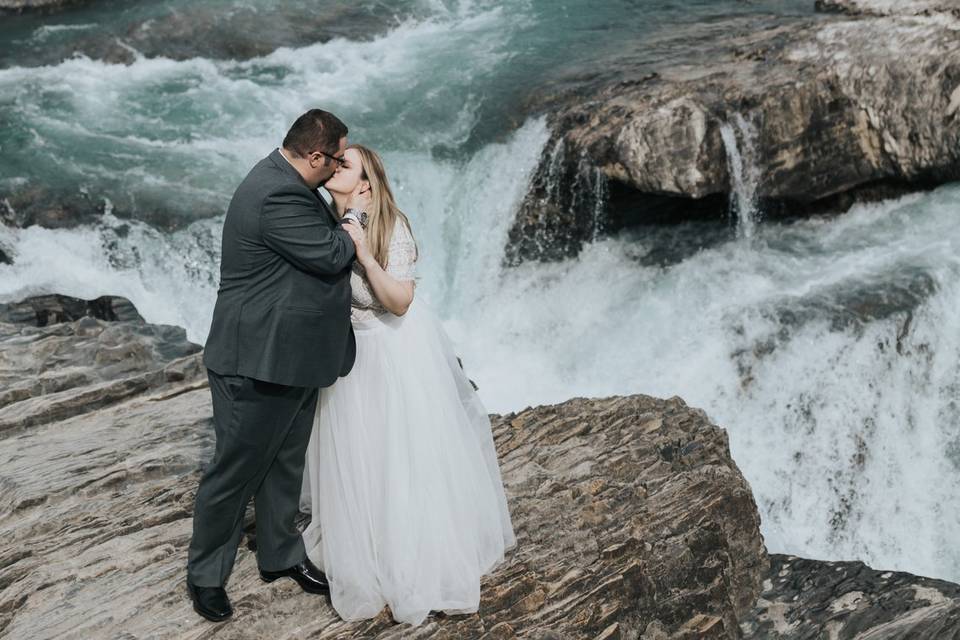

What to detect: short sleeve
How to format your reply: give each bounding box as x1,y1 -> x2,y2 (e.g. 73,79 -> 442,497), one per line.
386,219 -> 418,282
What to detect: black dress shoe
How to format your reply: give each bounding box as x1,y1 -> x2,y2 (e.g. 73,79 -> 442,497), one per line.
259,557 -> 329,594
187,581 -> 233,622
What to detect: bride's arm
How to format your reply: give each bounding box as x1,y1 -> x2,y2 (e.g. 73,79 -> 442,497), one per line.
359,255 -> 415,316
351,226 -> 415,316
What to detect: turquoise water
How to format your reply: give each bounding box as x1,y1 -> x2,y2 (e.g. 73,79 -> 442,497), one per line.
0,0 -> 811,226
3,0 -> 959,586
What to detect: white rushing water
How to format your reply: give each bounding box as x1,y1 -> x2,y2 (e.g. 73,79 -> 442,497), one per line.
0,1 -> 518,223
1,0 -> 958,586
720,112 -> 763,240
448,183 -> 960,583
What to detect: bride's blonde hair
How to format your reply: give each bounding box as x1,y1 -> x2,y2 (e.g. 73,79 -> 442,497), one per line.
348,144 -> 418,270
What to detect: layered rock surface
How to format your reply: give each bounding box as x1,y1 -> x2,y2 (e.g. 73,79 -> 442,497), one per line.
741,554 -> 960,639
816,0 -> 960,17
507,0 -> 960,262
3,294 -> 959,638
0,294 -> 200,433
0,295 -> 769,638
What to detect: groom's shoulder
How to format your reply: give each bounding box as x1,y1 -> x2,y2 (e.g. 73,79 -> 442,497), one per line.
239,154 -> 312,199
244,153 -> 286,186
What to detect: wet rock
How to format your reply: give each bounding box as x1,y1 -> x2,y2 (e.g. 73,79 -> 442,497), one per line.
741,554 -> 960,638
0,294 -> 200,432
0,293 -> 143,326
0,0 -> 90,15
3,292 -> 959,637
0,295 -> 771,638
816,0 -> 960,17
0,184 -> 105,230
509,3 -> 960,262
0,183 -> 209,233
0,4 -> 403,68
75,5 -> 391,65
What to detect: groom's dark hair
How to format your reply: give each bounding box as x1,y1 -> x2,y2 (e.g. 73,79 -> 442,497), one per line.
283,109 -> 348,158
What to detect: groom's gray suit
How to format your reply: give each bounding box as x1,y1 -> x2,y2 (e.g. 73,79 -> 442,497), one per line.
188,148 -> 356,587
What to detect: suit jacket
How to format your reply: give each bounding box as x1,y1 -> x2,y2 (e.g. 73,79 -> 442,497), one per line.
203,148 -> 357,388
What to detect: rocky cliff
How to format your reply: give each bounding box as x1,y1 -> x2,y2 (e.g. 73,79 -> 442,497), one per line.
741,554 -> 960,639
0,294 -> 765,639
507,0 -> 960,263
2,294 -> 958,638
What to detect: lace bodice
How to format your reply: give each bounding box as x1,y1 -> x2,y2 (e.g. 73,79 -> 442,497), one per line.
351,218 -> 418,322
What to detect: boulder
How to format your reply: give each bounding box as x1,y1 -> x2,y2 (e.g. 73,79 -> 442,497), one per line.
0,294 -> 200,433
507,2 -> 960,263
3,294 -> 959,637
741,554 -> 960,639
0,295 -> 769,638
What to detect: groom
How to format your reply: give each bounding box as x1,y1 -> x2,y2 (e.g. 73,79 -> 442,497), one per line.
186,109 -> 369,622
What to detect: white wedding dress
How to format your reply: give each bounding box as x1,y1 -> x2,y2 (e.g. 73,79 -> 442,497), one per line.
299,218 -> 516,626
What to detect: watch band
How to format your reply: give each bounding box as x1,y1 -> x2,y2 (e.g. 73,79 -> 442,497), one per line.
343,208 -> 368,228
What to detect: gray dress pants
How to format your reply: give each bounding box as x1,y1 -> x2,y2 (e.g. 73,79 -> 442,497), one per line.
187,368 -> 319,587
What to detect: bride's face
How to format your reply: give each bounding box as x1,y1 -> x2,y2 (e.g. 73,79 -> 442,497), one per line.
324,148 -> 366,195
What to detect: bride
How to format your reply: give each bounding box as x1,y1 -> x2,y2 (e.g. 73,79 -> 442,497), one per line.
298,144 -> 516,626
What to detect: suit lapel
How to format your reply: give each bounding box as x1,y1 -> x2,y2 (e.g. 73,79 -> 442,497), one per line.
268,148 -> 340,226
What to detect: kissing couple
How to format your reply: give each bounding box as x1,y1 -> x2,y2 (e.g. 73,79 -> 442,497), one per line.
184,109 -> 516,627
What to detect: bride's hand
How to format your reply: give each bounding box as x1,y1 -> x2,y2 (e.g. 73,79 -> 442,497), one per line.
346,223 -> 374,267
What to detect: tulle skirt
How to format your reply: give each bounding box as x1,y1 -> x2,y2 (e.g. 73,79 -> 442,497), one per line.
299,296 -> 516,626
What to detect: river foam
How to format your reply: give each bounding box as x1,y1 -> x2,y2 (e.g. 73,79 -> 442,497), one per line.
449,183 -> 960,583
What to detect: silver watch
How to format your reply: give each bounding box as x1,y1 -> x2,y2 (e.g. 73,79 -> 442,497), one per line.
344,208 -> 368,228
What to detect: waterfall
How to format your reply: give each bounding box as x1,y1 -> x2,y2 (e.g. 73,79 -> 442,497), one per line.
720,112 -> 763,239
504,136 -> 610,263
572,152 -> 609,241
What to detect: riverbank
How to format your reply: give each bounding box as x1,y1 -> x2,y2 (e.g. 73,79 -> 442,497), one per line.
1,294 -> 957,638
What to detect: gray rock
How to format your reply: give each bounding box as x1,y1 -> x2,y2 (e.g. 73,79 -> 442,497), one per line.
0,4 -> 407,70
2,293 -> 957,638
508,3 -> 960,263
0,293 -> 144,326
63,5 -> 397,65
0,294 -> 200,433
816,0 -> 960,17
0,0 -> 90,15
0,295 -> 770,638
741,554 -> 960,639
0,185 -> 107,230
